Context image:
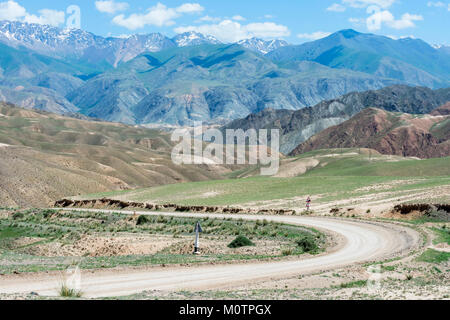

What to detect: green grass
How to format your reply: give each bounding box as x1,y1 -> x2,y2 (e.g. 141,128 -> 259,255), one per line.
432,227 -> 450,245
83,151 -> 449,207
333,280 -> 368,289
381,265 -> 396,272
417,249 -> 450,264
87,175 -> 448,207
304,156 -> 450,177
0,252 -> 282,274
0,209 -> 324,274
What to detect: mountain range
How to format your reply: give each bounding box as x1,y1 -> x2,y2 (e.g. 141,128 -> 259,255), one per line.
0,21 -> 449,126
67,44 -> 399,125
224,85 -> 450,154
0,21 -> 274,66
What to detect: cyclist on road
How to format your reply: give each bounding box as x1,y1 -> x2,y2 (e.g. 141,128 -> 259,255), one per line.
306,196 -> 312,211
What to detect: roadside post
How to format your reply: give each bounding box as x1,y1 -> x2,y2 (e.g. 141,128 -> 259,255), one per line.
194,221 -> 203,254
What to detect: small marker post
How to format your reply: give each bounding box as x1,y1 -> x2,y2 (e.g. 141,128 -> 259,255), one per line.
194,221 -> 203,255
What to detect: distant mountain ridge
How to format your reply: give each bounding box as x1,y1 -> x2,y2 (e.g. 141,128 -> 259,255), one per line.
0,21 -> 285,67
224,85 -> 450,154
290,107 -> 450,159
268,29 -> 450,88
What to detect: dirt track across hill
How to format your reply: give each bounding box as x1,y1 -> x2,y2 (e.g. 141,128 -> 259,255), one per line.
0,210 -> 422,298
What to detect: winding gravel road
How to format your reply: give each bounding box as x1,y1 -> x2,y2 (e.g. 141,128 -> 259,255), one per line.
0,210 -> 421,298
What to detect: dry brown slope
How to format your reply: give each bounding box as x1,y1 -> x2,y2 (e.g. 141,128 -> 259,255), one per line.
0,103 -> 236,207
290,108 -> 450,159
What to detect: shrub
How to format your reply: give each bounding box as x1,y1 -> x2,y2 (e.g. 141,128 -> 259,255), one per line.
12,211 -> 24,220
228,235 -> 255,248
136,215 -> 150,225
295,234 -> 318,253
59,284 -> 82,298
42,209 -> 56,219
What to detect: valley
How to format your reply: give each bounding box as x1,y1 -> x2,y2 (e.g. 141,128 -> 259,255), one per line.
0,103 -> 240,207
0,15 -> 448,303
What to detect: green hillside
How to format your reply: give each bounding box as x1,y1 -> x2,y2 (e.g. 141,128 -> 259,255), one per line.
82,149 -> 450,207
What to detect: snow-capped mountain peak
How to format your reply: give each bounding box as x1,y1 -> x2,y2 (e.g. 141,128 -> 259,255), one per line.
237,37 -> 289,54
172,31 -> 221,47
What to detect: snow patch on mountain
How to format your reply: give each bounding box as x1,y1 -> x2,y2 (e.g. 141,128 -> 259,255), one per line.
237,38 -> 289,54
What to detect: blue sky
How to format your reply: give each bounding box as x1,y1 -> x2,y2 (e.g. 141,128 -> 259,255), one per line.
2,0 -> 449,45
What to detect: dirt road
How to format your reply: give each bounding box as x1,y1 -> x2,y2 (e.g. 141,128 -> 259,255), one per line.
0,210 -> 422,298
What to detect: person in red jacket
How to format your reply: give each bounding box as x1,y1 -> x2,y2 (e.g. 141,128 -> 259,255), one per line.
306,196 -> 312,211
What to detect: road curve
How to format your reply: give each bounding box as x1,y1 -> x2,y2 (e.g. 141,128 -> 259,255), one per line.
0,210 -> 421,298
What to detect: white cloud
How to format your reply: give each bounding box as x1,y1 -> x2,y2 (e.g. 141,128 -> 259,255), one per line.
176,3 -> 204,14
0,1 -> 64,27
24,9 -> 65,26
0,1 -> 26,20
297,31 -> 331,41
264,14 -> 274,19
95,1 -> 129,14
232,15 -> 246,21
427,1 -> 446,7
349,17 -> 365,24
343,0 -> 397,8
245,22 -> 290,38
112,2 -> 204,30
174,20 -> 290,43
196,15 -> 220,23
327,3 -> 346,12
366,9 -> 423,31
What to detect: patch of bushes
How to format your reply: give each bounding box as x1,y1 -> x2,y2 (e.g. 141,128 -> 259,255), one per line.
295,234 -> 318,253
228,235 -> 254,248
393,204 -> 450,221
434,204 -> 450,213
394,204 -> 432,215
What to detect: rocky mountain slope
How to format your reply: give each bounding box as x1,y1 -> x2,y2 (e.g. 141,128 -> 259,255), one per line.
68,45 -> 401,125
224,85 -> 450,154
430,102 -> 450,116
0,103 -> 239,207
290,107 -> 450,158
